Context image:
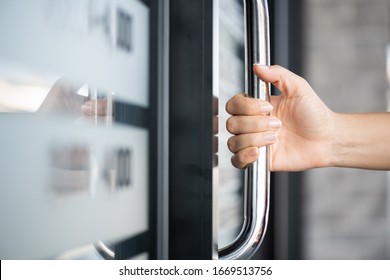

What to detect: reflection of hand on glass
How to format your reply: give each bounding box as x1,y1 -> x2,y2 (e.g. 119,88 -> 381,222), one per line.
37,80 -> 113,196
82,99 -> 109,116
81,85 -> 114,123
80,97 -> 113,125
37,77 -> 113,124
37,77 -> 84,116
226,64 -> 390,171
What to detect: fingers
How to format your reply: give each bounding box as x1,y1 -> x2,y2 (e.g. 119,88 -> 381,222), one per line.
231,147 -> 260,169
226,94 -> 273,116
226,114 -> 281,168
226,67 -> 293,169
253,64 -> 308,98
228,131 -> 277,153
226,115 -> 281,134
225,93 -> 281,169
82,100 -> 108,116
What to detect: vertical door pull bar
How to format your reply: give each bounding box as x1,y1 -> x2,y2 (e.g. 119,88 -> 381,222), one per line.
219,0 -> 270,260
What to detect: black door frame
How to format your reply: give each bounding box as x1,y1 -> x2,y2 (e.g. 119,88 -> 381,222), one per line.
168,0 -> 215,260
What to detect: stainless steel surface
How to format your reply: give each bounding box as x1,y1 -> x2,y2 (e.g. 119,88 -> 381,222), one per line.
218,0 -> 270,260
95,241 -> 115,260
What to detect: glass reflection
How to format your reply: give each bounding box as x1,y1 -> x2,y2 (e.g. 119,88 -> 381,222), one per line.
0,69 -> 119,259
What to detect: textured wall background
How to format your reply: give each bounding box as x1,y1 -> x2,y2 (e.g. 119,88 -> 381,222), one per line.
301,0 -> 390,259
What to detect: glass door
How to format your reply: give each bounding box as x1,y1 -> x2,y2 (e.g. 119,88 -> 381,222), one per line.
0,0 -> 163,260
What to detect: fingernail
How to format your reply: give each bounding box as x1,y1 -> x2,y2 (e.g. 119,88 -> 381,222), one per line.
264,132 -> 278,142
261,103 -> 273,112
269,118 -> 282,129
253,64 -> 270,70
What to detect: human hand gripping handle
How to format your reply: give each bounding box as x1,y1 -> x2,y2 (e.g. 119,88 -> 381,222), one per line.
226,64 -> 336,171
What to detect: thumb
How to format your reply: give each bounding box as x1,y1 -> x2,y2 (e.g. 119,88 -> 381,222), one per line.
253,64 -> 306,98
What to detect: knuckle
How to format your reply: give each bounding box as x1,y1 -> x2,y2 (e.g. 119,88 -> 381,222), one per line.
231,156 -> 239,168
225,99 -> 232,114
234,153 -> 247,169
226,116 -> 236,133
225,94 -> 243,114
297,75 -> 309,88
227,137 -> 236,152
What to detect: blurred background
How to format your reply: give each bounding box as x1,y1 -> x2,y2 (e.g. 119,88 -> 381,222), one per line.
219,0 -> 390,259
301,0 -> 390,260
1,0 -> 389,260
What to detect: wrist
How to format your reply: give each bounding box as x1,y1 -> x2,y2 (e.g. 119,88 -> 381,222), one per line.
328,113 -> 367,168
328,113 -> 349,168
316,111 -> 339,169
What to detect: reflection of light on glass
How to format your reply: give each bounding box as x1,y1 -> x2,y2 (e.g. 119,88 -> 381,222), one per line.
77,83 -> 89,97
0,79 -> 50,112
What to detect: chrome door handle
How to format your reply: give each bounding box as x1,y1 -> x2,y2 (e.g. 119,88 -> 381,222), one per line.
219,0 -> 270,260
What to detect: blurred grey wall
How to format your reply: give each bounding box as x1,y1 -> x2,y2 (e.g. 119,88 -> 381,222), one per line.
301,0 -> 390,259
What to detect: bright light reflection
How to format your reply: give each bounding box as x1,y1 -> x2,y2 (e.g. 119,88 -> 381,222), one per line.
0,79 -> 50,112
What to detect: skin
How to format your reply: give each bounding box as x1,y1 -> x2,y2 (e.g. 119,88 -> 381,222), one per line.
226,64 -> 390,171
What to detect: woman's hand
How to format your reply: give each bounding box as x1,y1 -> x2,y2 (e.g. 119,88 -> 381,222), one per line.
226,64 -> 335,171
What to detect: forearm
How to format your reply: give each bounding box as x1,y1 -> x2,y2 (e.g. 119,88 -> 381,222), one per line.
330,112 -> 390,170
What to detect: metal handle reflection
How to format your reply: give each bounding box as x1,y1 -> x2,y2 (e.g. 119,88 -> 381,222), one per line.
218,0 -> 270,260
